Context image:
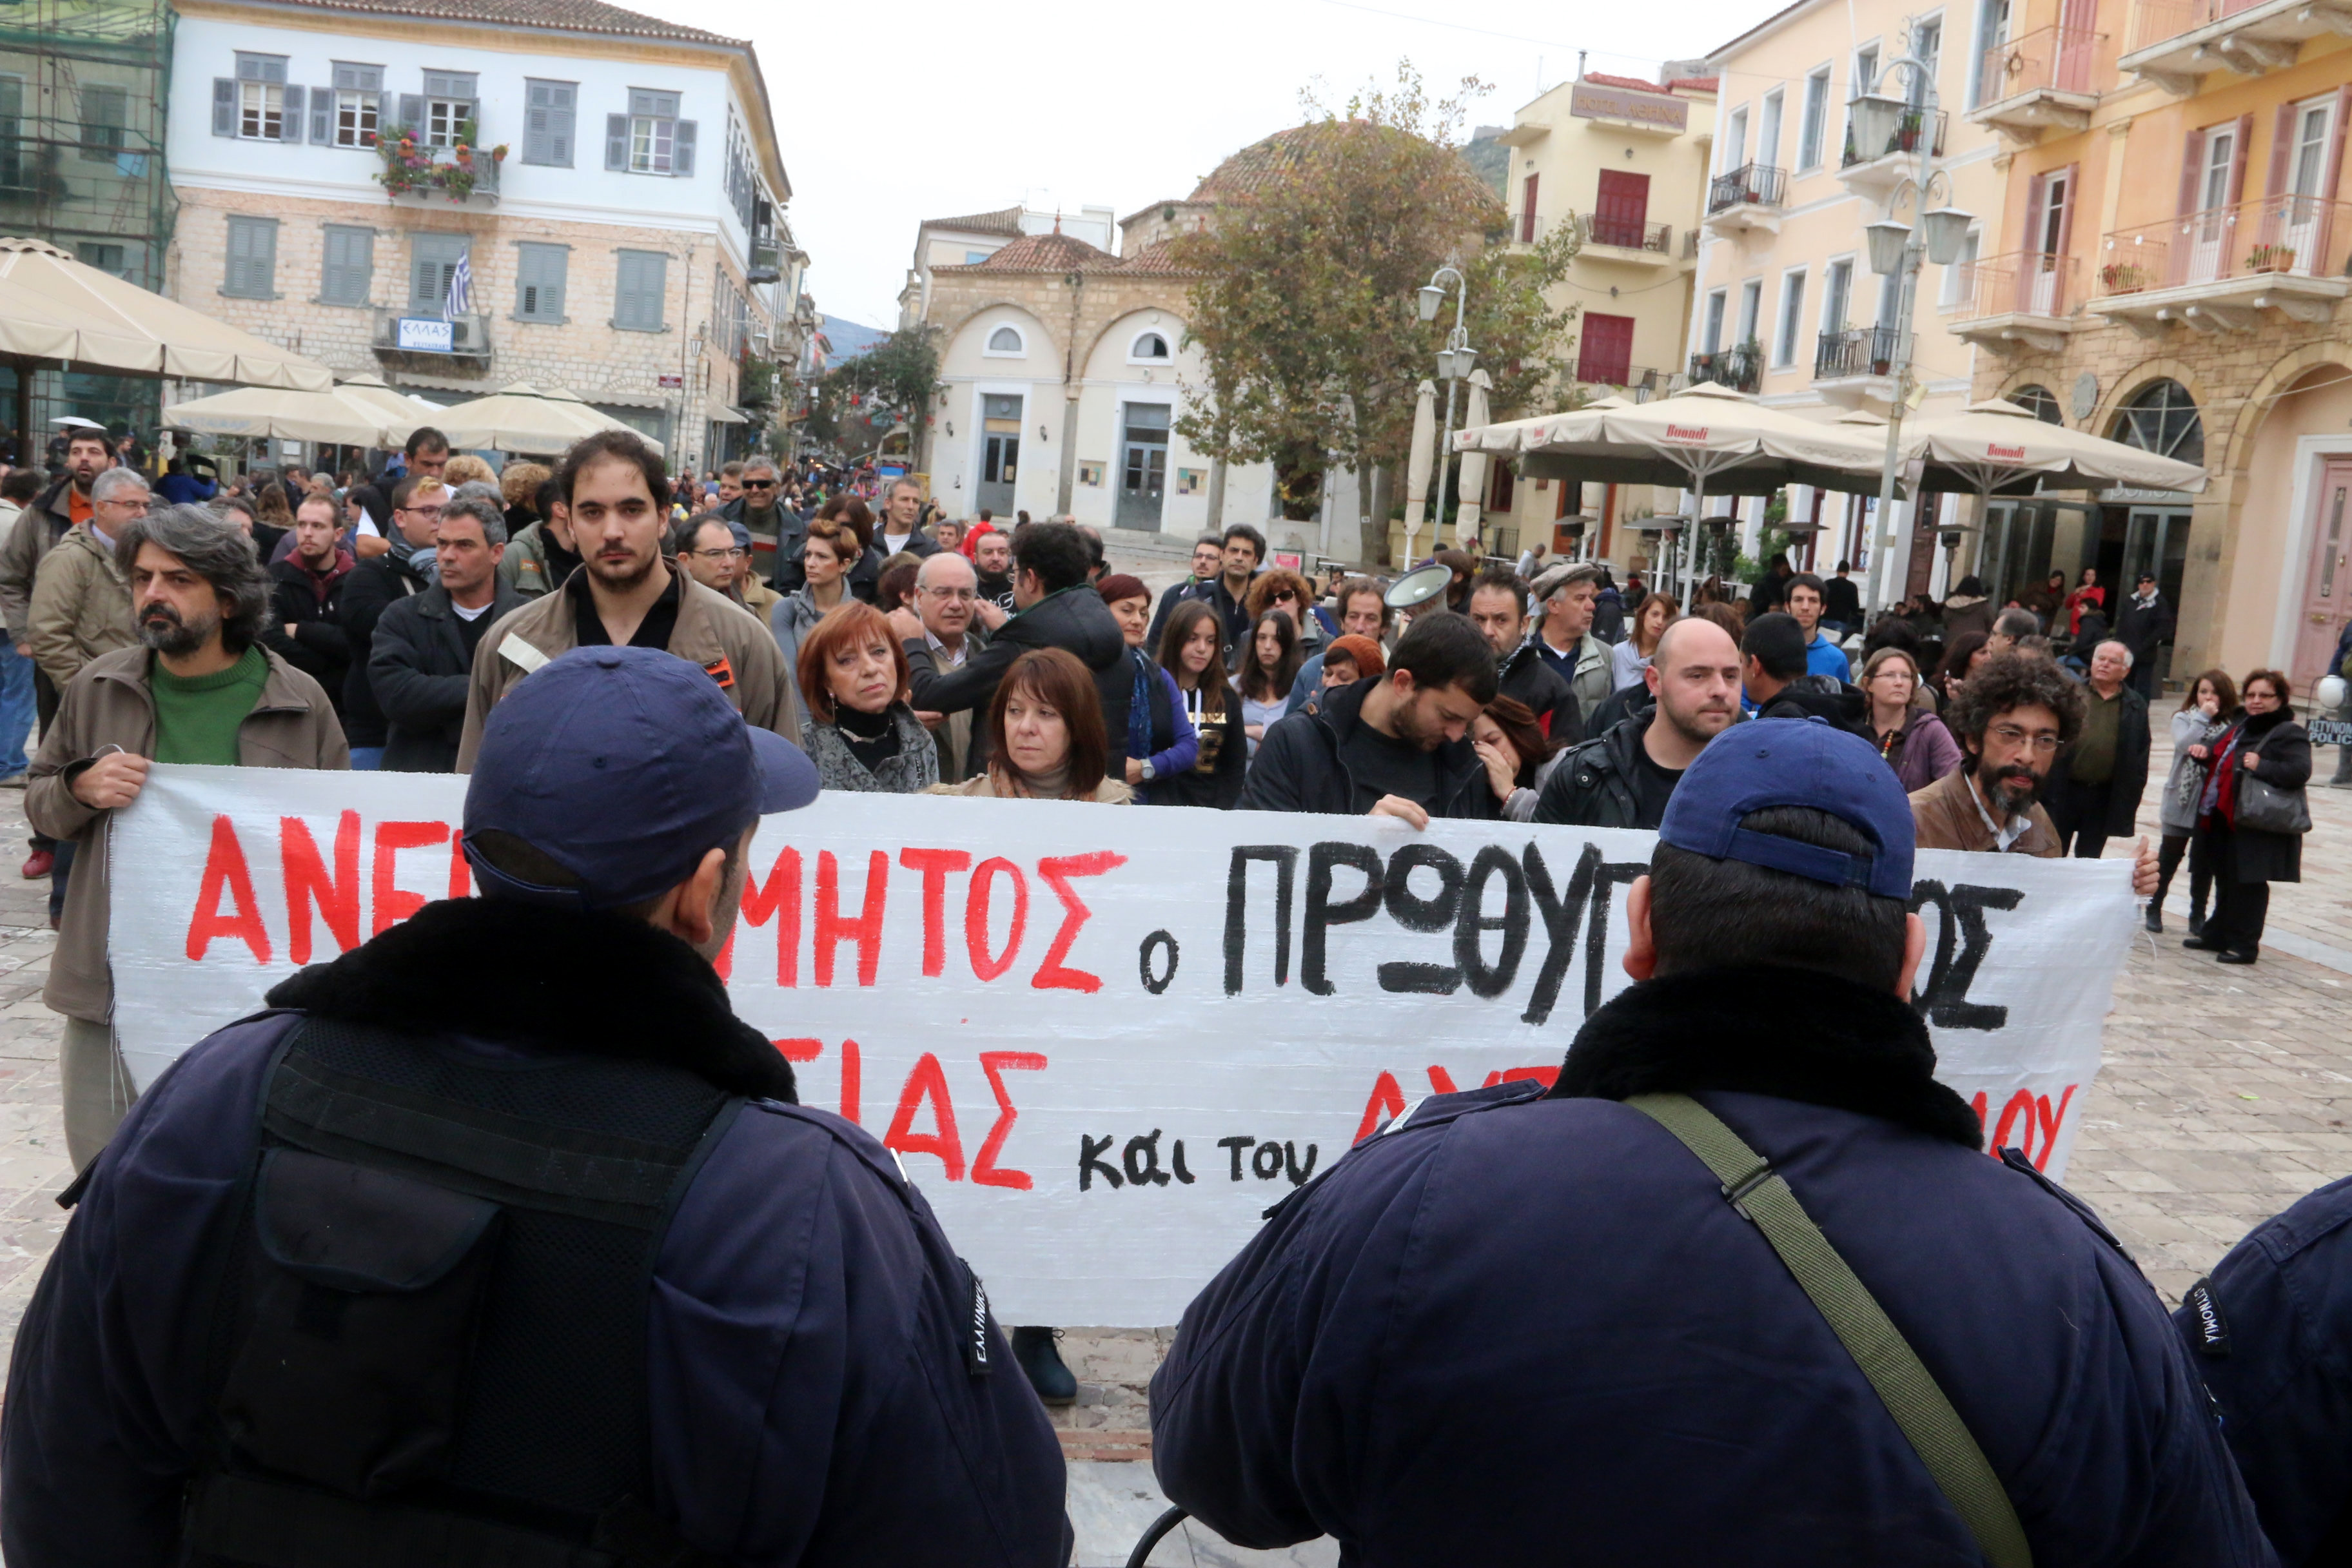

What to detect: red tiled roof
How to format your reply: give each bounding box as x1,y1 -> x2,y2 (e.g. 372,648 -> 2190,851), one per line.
1581,72 -> 1663,93
271,0 -> 745,46
956,231 -> 1123,273
1117,238 -> 1197,275
1665,75 -> 1721,92
923,204 -> 1026,239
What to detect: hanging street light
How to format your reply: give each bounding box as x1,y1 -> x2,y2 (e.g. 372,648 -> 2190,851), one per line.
1845,32 -> 1976,620
1416,263 -> 1471,561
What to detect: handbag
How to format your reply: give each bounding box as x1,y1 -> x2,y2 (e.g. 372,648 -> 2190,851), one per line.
2236,771 -> 2311,835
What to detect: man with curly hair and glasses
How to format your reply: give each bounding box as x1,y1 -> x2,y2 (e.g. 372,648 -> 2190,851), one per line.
1914,649 -> 2158,896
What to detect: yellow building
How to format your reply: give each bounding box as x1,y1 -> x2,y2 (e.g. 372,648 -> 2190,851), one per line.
1696,0 -> 2009,602
1483,70 -> 1718,565
1952,0 -> 2350,687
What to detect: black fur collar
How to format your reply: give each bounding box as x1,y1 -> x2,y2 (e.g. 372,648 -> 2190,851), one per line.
265,897 -> 797,1102
1544,965 -> 1982,1148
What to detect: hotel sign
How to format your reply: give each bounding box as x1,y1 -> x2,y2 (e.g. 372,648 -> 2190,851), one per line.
1569,82 -> 1688,133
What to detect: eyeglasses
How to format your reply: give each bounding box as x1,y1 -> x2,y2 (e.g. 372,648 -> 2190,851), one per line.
689,546 -> 747,562
1988,723 -> 2061,754
743,478 -> 776,489
1273,590 -> 1298,602
402,504 -> 446,520
923,586 -> 979,602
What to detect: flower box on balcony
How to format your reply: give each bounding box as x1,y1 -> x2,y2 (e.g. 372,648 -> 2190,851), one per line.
376,121 -> 508,202
2099,262 -> 2148,293
2246,243 -> 2297,274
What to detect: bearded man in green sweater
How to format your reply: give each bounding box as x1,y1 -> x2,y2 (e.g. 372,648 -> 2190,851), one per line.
26,504 -> 347,1169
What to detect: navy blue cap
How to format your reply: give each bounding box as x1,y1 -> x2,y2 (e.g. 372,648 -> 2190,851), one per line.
463,646 -> 819,910
1658,718 -> 1915,900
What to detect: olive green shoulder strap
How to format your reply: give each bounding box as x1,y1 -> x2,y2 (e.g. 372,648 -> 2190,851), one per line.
1624,1092 -> 2032,1568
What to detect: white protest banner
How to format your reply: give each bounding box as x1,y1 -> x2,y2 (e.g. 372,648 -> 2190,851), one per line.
110,765 -> 2135,1324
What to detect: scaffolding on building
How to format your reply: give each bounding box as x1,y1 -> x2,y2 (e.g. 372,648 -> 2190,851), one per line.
0,0 -> 175,454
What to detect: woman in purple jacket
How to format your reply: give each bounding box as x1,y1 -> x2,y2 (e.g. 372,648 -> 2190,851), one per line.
1862,646 -> 1962,791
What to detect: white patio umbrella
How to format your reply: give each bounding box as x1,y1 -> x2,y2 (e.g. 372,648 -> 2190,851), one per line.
0,237 -> 335,466
1455,369 -> 1493,547
1900,398 -> 2206,496
336,371 -> 444,438
541,386 -> 650,440
1401,379 -> 1436,564
429,381 -> 663,456
1897,399 -> 2206,587
161,377 -> 445,447
1458,382 -> 1894,608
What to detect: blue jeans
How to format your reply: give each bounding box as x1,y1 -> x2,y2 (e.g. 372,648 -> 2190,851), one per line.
349,747 -> 385,770
0,640 -> 32,778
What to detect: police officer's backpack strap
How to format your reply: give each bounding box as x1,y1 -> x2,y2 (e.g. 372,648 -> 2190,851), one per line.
1624,1092 -> 2034,1568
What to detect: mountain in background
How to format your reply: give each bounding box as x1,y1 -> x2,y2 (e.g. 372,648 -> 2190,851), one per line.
818,315 -> 892,360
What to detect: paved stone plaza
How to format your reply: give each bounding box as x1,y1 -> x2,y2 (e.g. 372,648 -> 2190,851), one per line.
0,727 -> 2342,1563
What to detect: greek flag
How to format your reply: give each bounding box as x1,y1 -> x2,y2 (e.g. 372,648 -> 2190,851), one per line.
444,253 -> 471,319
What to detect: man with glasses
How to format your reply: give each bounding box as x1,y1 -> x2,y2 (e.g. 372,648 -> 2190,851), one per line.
1912,650 -> 2159,895
900,551 -> 990,781
1150,535 -> 1228,654
672,513 -> 749,596
336,474 -> 444,769
27,466 -> 149,696
723,457 -> 802,591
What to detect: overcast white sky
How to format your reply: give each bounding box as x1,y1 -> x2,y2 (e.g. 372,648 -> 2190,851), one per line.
647,0 -> 1784,330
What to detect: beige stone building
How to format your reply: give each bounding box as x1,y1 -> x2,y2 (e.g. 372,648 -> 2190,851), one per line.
1952,0 -> 2351,686
164,0 -> 807,471
1480,69 -> 1721,565
1697,0 -> 2010,602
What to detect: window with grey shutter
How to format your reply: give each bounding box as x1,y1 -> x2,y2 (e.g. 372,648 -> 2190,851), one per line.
320,225 -> 372,305
309,85 -> 332,143
612,249 -> 666,331
331,64 -> 382,148
212,77 -> 235,136
514,242 -> 566,321
420,70 -> 476,147
605,113 -> 628,170
672,119 -> 695,177
410,231 -> 467,311
398,93 -> 423,135
279,85 -> 304,142
623,89 -> 680,173
223,215 -> 277,299
235,55 -> 288,141
524,79 -> 575,165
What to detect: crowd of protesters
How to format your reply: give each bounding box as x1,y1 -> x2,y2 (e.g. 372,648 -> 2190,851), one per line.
3,417 -> 2350,1568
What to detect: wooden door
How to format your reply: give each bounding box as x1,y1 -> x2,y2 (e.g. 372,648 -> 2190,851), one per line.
2295,460 -> 2352,687
1578,312 -> 1635,386
1592,170 -> 1651,248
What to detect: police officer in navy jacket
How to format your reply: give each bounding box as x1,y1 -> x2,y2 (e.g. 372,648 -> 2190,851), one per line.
2173,1176 -> 2352,1565
1152,718 -> 2272,1567
1,646 -> 1069,1568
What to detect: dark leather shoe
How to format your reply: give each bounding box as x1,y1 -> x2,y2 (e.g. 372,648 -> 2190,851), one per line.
2144,906 -> 2162,933
2182,934 -> 2219,951
2188,912 -> 2205,937
2216,950 -> 2259,965
1012,1326 -> 1077,1406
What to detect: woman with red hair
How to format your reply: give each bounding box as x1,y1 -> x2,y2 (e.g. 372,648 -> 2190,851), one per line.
796,601 -> 937,794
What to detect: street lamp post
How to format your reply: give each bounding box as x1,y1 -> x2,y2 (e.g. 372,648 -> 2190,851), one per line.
1848,38 -> 1974,620
1418,266 -> 1473,552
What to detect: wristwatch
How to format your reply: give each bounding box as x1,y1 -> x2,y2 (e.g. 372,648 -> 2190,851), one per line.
1140,760 -> 1157,781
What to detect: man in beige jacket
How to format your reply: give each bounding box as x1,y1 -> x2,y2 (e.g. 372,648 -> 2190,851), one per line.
27,465 -> 148,692
28,504 -> 346,1168
458,431 -> 800,770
